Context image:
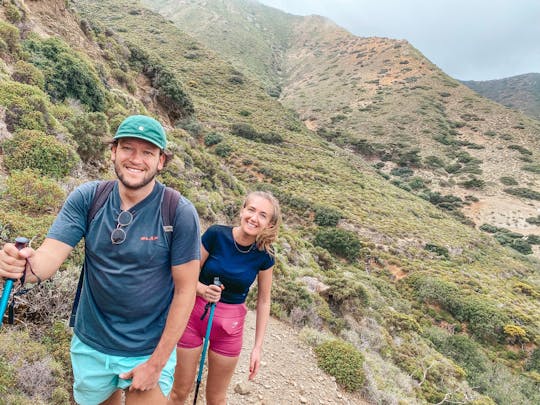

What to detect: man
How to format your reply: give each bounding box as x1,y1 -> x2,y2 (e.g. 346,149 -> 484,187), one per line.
0,115 -> 200,405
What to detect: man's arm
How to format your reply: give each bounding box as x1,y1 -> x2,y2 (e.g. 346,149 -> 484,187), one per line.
120,258 -> 200,391
0,238 -> 73,283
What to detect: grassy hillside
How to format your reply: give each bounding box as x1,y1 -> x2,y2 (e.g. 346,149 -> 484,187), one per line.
0,1 -> 538,403
462,73 -> 540,121
154,0 -> 540,263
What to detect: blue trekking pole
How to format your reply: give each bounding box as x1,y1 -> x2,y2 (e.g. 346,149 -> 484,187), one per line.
193,277 -> 222,405
0,237 -> 29,328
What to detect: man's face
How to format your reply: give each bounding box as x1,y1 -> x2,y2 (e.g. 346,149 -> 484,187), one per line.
111,138 -> 165,190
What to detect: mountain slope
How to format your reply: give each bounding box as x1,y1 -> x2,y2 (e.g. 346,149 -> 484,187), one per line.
150,0 -> 540,262
462,73 -> 540,121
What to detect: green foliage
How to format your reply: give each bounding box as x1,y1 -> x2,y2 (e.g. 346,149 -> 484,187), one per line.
5,4 -> 23,24
459,177 -> 485,190
11,60 -> 45,89
314,339 -> 365,392
0,20 -> 20,55
313,205 -> 342,227
504,187 -> 540,201
324,276 -> 369,317
424,243 -> 449,258
508,144 -> 532,155
500,176 -> 518,186
522,164 -> 540,174
270,280 -> 313,319
4,169 -> 65,215
65,112 -> 110,163
231,123 -> 283,144
214,143 -> 232,158
420,191 -> 463,212
0,80 -> 55,133
525,215 -> 540,225
479,223 -> 499,233
204,132 -> 223,146
127,43 -> 194,120
408,275 -> 510,342
2,129 -> 79,178
22,36 -> 107,111
314,228 -> 361,261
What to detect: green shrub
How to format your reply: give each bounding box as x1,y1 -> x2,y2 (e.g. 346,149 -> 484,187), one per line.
460,177 -> 485,190
204,132 -> 223,146
479,223 -> 500,233
315,339 -> 365,391
23,36 -> 107,111
390,166 -> 414,177
0,80 -> 55,133
11,60 -> 45,89
127,43 -> 193,120
231,123 -> 283,144
269,280 -> 313,319
510,239 -> 533,255
0,20 -> 20,55
2,129 -> 79,178
504,187 -> 540,201
314,205 -> 342,227
424,243 -> 449,258
4,169 -> 65,215
314,228 -> 361,261
65,112 -> 110,163
522,164 -> 540,174
214,143 -> 232,158
5,4 -> 23,23
525,216 -> 540,225
500,176 -> 518,186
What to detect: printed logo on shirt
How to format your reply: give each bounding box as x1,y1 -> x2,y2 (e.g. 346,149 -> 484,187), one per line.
140,235 -> 159,241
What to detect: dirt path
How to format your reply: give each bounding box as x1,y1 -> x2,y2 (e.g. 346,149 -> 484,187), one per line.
188,310 -> 370,405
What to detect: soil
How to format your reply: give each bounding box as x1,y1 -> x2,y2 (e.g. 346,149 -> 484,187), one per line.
187,310 -> 370,405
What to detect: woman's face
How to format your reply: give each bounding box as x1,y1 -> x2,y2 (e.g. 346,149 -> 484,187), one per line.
239,195 -> 274,237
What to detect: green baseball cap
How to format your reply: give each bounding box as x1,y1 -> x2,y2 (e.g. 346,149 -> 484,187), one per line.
113,115 -> 167,150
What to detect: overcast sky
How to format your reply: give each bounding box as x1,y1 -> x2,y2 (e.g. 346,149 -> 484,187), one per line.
258,0 -> 540,81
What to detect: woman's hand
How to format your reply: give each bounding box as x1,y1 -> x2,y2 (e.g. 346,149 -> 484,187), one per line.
249,346 -> 262,380
202,283 -> 224,303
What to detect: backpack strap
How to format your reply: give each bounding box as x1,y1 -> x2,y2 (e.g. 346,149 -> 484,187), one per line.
69,180 -> 115,327
69,182 -> 181,327
162,186 -> 181,246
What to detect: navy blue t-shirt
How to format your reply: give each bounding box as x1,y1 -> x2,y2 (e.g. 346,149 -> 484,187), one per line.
47,181 -> 200,356
200,225 -> 274,304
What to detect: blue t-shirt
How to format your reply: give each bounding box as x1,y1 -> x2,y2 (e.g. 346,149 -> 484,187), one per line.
47,181 -> 200,356
200,225 -> 275,304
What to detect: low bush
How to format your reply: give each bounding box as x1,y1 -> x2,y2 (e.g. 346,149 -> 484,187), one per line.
314,228 -> 361,261
0,20 -> 20,55
504,187 -> 540,201
315,339 -> 365,391
214,143 -> 232,158
4,169 -> 65,215
313,205 -> 342,227
500,176 -> 518,186
65,112 -> 110,163
23,36 -> 107,112
231,123 -> 283,144
204,132 -> 223,146
2,129 -> 79,178
11,60 -> 45,89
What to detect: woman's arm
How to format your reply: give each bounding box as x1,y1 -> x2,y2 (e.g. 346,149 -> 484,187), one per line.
249,266 -> 273,380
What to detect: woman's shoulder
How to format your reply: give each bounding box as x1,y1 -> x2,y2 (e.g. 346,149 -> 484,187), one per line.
206,224 -> 232,234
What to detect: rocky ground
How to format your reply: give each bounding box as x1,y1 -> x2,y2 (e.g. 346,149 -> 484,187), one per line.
187,310 -> 370,405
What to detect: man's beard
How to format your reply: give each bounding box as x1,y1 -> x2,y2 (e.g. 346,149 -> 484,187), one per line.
114,162 -> 158,190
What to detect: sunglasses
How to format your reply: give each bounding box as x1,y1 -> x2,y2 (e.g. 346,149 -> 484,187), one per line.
111,210 -> 133,245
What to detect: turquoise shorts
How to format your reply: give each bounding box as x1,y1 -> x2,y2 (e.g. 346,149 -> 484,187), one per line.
70,334 -> 176,405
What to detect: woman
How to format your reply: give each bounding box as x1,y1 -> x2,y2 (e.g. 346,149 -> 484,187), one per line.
169,191 -> 281,405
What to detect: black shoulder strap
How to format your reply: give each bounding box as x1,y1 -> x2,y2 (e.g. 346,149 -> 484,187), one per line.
162,186 -> 181,244
70,182 -> 181,327
70,180 -> 115,327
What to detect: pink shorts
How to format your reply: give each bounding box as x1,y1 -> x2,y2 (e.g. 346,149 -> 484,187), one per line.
178,296 -> 247,357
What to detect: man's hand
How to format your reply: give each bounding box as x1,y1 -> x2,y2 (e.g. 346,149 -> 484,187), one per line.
0,244 -> 34,281
119,360 -> 162,392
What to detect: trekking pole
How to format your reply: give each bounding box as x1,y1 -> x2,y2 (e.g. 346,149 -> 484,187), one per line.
193,277 -> 222,405
0,237 -> 29,328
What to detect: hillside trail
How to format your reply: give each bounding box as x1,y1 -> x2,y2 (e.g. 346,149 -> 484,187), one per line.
187,310 -> 370,405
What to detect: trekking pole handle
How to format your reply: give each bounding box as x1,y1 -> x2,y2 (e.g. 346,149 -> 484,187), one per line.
213,277 -> 222,288
0,237 -> 29,326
